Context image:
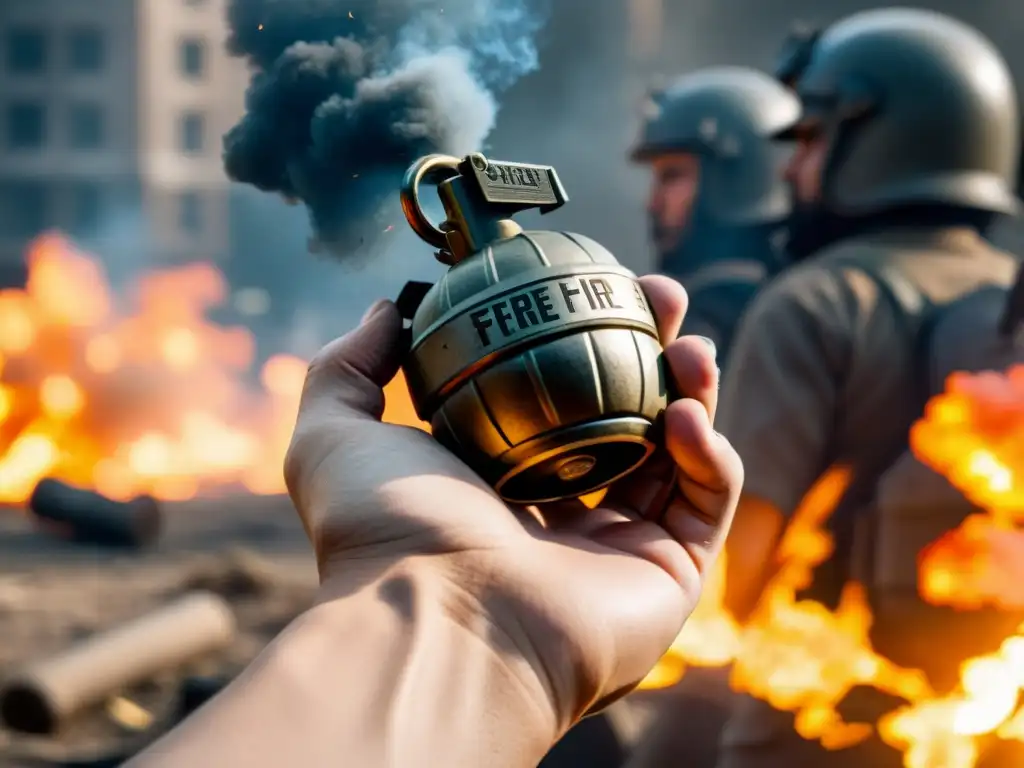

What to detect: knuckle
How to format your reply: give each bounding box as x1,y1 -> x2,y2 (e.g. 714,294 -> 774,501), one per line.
304,349 -> 333,381
305,334 -> 351,380
282,438 -> 304,502
681,334 -> 718,364
714,433 -> 744,492
283,428 -> 319,503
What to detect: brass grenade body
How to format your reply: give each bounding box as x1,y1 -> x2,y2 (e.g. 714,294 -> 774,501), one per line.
404,230 -> 667,504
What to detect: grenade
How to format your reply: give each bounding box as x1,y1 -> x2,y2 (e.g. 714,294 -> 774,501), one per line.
397,152 -> 667,504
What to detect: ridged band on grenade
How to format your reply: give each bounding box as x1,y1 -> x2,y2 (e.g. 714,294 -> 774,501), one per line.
405,268 -> 660,412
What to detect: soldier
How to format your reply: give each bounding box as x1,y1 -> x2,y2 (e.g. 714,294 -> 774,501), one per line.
630,67 -> 798,355
620,67 -> 799,768
715,9 -> 1021,768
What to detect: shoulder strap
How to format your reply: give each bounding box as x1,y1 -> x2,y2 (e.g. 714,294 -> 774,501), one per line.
852,261 -> 939,406
800,260 -> 939,606
847,260 -> 929,335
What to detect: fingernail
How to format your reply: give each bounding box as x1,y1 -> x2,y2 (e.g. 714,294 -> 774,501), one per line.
695,336 -> 717,359
361,299 -> 390,325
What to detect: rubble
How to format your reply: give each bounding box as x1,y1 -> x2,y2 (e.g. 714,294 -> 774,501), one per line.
0,592 -> 235,736
28,479 -> 161,550
0,492 -> 315,765
179,547 -> 282,600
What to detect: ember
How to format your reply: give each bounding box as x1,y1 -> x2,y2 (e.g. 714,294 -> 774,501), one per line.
0,233 -> 426,506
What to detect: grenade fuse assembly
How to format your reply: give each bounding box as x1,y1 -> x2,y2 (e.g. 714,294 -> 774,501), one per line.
398,153 -> 668,504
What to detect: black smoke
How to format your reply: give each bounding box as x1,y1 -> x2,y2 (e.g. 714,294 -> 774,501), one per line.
223,0 -> 550,257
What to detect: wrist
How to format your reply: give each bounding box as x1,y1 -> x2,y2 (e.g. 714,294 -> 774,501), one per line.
313,559 -> 562,764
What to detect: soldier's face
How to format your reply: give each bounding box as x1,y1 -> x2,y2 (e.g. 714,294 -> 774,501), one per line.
783,130 -> 827,204
647,153 -> 701,253
782,125 -> 834,259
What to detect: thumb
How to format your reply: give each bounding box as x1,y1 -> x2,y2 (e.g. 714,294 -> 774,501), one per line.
285,300 -> 404,524
301,299 -> 406,421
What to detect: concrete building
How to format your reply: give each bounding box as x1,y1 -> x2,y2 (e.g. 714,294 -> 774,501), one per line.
627,0 -> 663,65
0,0 -> 248,283
0,0 -> 674,289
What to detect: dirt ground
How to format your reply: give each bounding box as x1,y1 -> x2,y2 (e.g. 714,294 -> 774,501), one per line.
0,494 -> 664,768
0,494 -> 318,767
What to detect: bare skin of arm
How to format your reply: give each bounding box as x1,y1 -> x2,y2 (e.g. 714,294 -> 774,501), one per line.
127,562 -> 556,768
125,278 -> 743,768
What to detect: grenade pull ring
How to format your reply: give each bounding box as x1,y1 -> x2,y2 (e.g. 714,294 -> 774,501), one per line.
400,152 -> 568,266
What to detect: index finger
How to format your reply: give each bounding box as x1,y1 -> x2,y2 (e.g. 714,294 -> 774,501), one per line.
665,335 -> 720,424
656,398 -> 743,575
299,300 -> 406,424
638,274 -> 689,345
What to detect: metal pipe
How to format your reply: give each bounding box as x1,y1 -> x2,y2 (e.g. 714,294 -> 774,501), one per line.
0,591 -> 236,734
29,478 -> 162,549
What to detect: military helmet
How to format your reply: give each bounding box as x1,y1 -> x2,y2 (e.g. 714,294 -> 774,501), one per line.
774,23 -> 820,88
630,67 -> 799,224
784,8 -> 1020,216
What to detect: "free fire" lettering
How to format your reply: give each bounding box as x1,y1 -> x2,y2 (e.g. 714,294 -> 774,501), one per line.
468,275 -> 648,346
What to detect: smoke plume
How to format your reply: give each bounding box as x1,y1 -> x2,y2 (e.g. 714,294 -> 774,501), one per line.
223,0 -> 550,257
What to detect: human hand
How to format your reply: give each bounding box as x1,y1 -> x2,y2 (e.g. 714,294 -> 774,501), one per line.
284,275 -> 742,736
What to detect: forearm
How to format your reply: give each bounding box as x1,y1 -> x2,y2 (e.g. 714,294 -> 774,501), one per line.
127,563 -> 558,768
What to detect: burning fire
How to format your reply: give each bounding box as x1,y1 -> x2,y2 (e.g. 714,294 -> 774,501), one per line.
640,365 -> 1024,767
913,368 -> 1024,610
0,233 -> 425,505
8,234 -> 1024,767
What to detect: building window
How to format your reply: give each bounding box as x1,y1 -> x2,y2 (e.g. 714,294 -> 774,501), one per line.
69,103 -> 104,149
0,181 -> 48,237
6,102 -> 46,149
68,28 -> 104,73
179,38 -> 206,79
179,191 -> 203,234
70,183 -> 103,234
6,27 -> 47,74
179,111 -> 205,153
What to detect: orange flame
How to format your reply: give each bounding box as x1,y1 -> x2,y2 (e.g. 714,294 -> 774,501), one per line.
913,367 -> 1024,610
9,234 -> 1024,767
640,365 -> 1024,767
0,233 -> 425,505
913,368 -> 1024,520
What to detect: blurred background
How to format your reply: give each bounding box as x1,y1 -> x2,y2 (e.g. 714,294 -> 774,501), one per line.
1,0 -> 1021,350
0,0 -> 1022,766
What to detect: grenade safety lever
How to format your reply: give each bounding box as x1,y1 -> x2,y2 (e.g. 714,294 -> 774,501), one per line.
400,152 -> 569,265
